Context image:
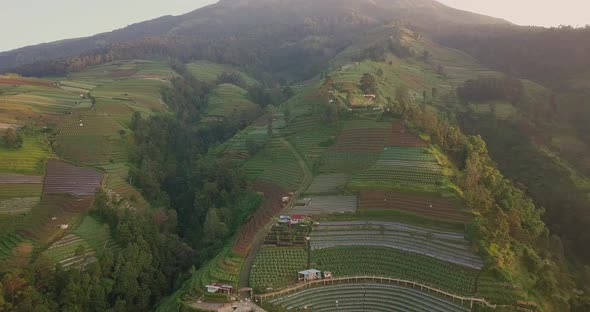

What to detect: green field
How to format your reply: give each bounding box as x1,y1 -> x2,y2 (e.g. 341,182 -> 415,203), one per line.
73,216 -> 120,256
207,83 -> 258,117
54,114 -> 128,165
249,246 -> 308,292
242,139 -> 304,190
0,136 -> 51,174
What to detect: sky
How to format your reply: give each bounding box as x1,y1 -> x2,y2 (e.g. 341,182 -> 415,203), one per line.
1,0 -> 588,52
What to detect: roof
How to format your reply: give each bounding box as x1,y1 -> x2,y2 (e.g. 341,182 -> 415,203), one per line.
298,269 -> 321,275
291,214 -> 307,219
206,283 -> 233,289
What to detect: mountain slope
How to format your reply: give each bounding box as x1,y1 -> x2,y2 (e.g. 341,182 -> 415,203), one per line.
0,0 -> 508,71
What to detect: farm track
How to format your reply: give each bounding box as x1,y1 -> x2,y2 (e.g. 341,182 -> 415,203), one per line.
238,138 -> 312,291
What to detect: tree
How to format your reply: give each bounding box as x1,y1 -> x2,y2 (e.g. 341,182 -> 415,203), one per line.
432,87 -> 438,99
2,128 -> 23,149
246,138 -> 262,156
359,73 -> 377,94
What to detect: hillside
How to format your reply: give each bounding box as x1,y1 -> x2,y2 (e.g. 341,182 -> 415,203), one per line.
0,0 -> 508,80
1,1 -> 589,312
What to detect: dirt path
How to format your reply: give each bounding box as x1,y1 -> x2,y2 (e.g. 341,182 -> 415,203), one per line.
238,137 -> 313,292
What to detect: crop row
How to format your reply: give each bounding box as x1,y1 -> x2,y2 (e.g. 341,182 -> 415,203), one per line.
250,247 -> 308,292
306,174 -> 350,194
311,246 -> 478,295
44,160 -> 103,196
0,197 -> 40,215
291,195 -> 358,215
269,283 -> 470,312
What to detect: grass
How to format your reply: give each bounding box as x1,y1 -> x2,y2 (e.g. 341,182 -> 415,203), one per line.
249,246 -> 308,292
0,136 -> 51,174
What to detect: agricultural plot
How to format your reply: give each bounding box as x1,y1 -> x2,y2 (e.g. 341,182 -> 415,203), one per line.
68,60 -> 174,81
358,190 -> 469,223
0,197 -> 40,215
46,234 -> 97,268
222,126 -> 270,160
310,221 -> 483,269
475,271 -> 528,306
74,216 -> 120,256
350,147 -> 446,190
268,283 -> 470,312
0,232 -> 32,261
207,83 -> 258,118
311,246 -> 478,295
187,60 -> 258,86
291,195 -> 358,215
92,78 -> 167,112
0,183 -> 42,198
306,174 -> 350,194
0,175 -> 42,183
44,160 -> 103,195
185,248 -> 244,295
54,114 -> 127,165
329,123 -> 391,152
287,125 -> 337,167
233,182 -> 287,255
0,136 -> 51,174
388,122 -> 428,147
0,81 -> 85,121
321,151 -> 380,173
103,163 -> 147,209
242,139 -> 304,191
249,247 -> 308,292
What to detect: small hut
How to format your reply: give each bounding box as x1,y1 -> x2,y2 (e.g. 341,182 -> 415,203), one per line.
205,283 -> 233,295
298,269 -> 321,282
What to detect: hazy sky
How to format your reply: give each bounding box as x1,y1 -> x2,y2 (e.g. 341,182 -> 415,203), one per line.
438,0 -> 589,27
1,0 -> 588,52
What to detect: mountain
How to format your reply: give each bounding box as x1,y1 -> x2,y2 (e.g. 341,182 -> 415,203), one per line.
0,0 -> 508,71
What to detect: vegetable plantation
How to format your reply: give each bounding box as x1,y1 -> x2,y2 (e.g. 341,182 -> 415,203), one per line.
310,221 -> 483,269
291,195 -> 358,215
268,282 -> 470,312
250,246 -> 308,292
305,174 -> 350,194
311,246 -> 478,295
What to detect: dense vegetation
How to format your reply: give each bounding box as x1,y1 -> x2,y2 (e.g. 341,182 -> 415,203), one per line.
0,192 -> 193,312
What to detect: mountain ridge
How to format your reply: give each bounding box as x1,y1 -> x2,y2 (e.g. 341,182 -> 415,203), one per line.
0,0 -> 509,70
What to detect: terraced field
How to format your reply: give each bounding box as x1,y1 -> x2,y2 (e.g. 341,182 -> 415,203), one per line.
0,197 -> 40,215
222,126 -> 270,160
287,125 -> 337,166
350,147 -> 446,189
321,151 -> 380,173
44,160 -> 103,195
329,121 -> 391,152
0,232 -> 32,261
292,195 -> 358,215
306,174 -> 350,194
310,221 -> 483,269
242,139 -> 304,191
103,163 -> 147,208
74,216 -> 120,256
46,234 -> 97,268
186,247 -> 244,295
250,247 -> 307,292
0,136 -> 51,174
207,83 -> 257,118
311,246 -> 478,295
388,122 -> 428,147
268,282 -> 470,312
358,190 -> 469,223
54,114 -> 128,165
233,182 -> 288,255
187,60 -> 258,86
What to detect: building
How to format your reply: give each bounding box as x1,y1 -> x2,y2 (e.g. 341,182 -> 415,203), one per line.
278,215 -> 291,224
298,269 -> 321,282
290,214 -> 306,225
205,283 -> 233,295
